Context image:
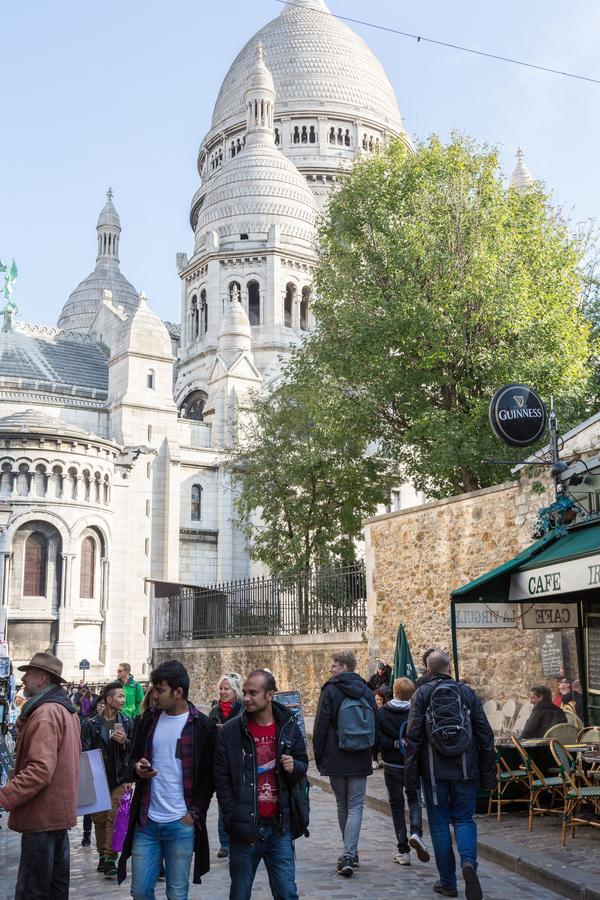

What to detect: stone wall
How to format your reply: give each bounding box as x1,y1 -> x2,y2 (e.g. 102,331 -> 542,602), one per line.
153,632 -> 368,715
364,474 -> 557,704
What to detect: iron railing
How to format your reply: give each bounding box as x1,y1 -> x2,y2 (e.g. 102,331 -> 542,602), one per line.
163,562 -> 367,641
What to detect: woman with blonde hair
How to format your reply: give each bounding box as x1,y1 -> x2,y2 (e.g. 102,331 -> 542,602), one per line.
209,673 -> 243,858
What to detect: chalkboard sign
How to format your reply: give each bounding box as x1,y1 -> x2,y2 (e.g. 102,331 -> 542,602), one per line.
0,733 -> 13,780
587,616 -> 600,693
275,691 -> 306,743
541,632 -> 563,677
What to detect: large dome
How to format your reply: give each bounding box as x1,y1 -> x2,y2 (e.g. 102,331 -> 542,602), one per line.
210,0 -> 404,135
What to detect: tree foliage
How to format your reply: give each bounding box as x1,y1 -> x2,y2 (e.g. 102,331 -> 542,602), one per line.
229,371 -> 396,575
306,134 -> 596,497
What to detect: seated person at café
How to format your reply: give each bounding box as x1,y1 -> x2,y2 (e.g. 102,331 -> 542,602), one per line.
520,685 -> 567,739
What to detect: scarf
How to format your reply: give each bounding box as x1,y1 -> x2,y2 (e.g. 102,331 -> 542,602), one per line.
19,684 -> 62,722
220,699 -> 234,720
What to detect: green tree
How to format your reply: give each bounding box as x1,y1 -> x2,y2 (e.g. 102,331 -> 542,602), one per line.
308,134 -> 596,497
230,371 -> 396,575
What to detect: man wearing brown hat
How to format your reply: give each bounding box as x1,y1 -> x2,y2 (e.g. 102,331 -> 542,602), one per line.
0,651 -> 81,899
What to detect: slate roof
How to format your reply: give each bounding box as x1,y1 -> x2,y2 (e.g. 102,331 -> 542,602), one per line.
0,325 -> 109,401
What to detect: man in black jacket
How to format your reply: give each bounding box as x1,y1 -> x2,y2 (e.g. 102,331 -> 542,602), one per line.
312,649 -> 376,878
520,685 -> 567,739
116,660 -> 216,898
405,652 -> 495,900
214,669 -> 308,900
81,680 -> 134,878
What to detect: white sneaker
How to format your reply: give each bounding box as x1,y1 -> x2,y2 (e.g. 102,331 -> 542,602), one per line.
409,833 -> 431,863
394,852 -> 411,865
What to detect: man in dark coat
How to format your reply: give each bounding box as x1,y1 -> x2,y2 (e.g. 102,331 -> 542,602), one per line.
214,669 -> 308,900
520,685 -> 567,739
117,659 -> 216,898
313,649 -> 376,878
405,651 -> 495,900
367,661 -> 392,692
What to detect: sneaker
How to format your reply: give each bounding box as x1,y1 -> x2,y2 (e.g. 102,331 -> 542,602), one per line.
433,882 -> 458,897
217,848 -> 229,859
96,855 -> 106,873
104,860 -> 118,879
337,853 -> 359,868
337,856 -> 354,877
409,833 -> 431,863
81,835 -> 91,847
462,862 -> 483,900
394,852 -> 411,865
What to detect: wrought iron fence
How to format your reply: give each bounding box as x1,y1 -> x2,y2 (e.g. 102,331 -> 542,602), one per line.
163,562 -> 367,641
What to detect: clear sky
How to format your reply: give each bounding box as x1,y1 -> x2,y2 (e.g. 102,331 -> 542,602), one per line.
2,0 -> 599,326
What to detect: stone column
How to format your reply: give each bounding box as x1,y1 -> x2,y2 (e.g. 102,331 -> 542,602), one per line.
1,553 -> 11,608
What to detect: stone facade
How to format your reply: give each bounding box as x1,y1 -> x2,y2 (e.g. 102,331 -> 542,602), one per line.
152,632 -> 368,715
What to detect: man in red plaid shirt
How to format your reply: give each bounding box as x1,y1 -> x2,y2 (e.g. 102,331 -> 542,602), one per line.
117,660 -> 217,898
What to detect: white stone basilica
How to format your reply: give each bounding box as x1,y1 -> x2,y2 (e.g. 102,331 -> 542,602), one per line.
0,0 -> 416,679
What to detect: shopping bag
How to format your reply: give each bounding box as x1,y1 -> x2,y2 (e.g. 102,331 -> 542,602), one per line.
111,785 -> 133,853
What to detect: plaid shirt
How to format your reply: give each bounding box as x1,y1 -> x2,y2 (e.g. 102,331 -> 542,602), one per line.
139,703 -> 201,826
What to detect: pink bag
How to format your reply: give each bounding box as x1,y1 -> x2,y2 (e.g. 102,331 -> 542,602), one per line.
111,786 -> 133,853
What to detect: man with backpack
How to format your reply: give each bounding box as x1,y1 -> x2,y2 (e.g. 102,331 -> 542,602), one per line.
405,651 -> 495,900
377,676 -> 430,866
313,650 -> 377,878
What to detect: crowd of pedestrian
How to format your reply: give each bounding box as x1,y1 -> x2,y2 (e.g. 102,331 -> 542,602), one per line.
0,645 -> 495,900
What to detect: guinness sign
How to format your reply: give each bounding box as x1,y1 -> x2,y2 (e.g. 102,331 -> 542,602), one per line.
489,384 -> 547,447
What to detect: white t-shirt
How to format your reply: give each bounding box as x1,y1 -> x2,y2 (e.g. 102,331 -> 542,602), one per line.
148,710 -> 189,823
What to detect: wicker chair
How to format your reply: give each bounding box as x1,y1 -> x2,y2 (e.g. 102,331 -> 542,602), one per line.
550,740 -> 600,845
543,723 -> 579,743
487,745 -> 529,820
577,726 -> 600,743
511,735 -> 568,832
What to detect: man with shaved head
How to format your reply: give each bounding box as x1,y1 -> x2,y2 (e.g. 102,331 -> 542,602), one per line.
405,651 -> 495,900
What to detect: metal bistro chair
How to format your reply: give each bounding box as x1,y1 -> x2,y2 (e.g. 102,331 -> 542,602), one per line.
511,735 -> 567,832
577,726 -> 600,743
501,698 -> 517,732
544,723 -> 579,744
550,740 -> 600,845
488,744 -> 530,820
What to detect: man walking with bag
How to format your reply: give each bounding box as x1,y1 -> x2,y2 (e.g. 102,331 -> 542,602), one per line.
405,651 -> 495,899
0,652 -> 81,900
81,680 -> 134,879
312,650 -> 376,878
214,669 -> 309,900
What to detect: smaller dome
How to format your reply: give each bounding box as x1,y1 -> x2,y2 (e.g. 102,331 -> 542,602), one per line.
509,148 -> 534,194
97,187 -> 121,229
246,42 -> 275,95
218,288 -> 252,360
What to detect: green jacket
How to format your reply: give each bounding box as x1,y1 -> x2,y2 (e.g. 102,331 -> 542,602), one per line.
122,676 -> 144,719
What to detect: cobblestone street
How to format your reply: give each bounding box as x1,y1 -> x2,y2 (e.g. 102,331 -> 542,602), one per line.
0,787 -> 565,899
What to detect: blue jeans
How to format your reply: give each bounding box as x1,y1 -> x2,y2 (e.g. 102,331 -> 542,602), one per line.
131,817 -> 195,900
229,825 -> 298,900
422,778 -> 478,890
218,803 -> 229,851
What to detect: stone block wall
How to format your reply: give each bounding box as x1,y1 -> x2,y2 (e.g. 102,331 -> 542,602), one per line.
153,632 -> 368,714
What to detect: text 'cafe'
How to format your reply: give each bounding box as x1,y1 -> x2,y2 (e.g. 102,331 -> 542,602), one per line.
450,519 -> 600,725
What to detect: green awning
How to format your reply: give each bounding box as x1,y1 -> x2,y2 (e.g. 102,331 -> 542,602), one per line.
452,520 -> 600,603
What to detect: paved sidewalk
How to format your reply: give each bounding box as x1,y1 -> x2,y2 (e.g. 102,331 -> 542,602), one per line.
0,786 -> 563,899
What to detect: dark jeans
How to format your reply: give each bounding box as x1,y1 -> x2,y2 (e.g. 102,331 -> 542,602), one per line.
383,765 -> 422,853
422,778 -> 478,890
15,829 -> 70,900
218,804 -> 229,851
229,825 -> 298,900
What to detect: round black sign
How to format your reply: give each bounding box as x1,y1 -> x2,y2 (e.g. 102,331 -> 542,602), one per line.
489,384 -> 547,447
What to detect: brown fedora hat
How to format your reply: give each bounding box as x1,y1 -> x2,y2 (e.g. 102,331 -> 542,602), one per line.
17,651 -> 66,684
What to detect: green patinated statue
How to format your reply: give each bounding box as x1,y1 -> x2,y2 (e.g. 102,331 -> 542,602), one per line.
0,259 -> 18,330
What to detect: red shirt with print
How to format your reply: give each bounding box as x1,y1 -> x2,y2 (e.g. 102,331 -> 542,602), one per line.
247,719 -> 280,818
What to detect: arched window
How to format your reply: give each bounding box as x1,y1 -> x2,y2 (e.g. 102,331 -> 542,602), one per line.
344,129 -> 351,147
248,280 -> 260,326
284,283 -> 295,328
191,484 -> 202,521
190,295 -> 199,340
23,532 -> 47,597
309,125 -> 316,144
301,125 -> 308,144
293,126 -> 300,144
80,536 -> 95,598
300,287 -> 310,331
147,369 -> 155,390
274,128 -> 280,146
200,289 -> 208,335
329,127 -> 336,144
180,390 -> 207,422
51,465 -> 62,499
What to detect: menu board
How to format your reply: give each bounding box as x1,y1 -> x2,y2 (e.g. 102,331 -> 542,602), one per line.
587,617 -> 600,693
275,691 -> 306,742
541,632 -> 563,677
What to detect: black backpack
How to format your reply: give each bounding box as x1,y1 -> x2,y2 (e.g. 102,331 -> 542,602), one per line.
425,680 -> 472,803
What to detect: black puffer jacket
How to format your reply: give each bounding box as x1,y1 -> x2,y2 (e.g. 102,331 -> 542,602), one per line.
520,700 -> 567,740
377,700 -> 411,767
405,674 -> 495,793
313,671 -> 377,777
214,700 -> 308,845
81,710 -> 134,788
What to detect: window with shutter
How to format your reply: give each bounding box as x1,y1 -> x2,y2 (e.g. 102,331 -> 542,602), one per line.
23,532 -> 47,597
80,536 -> 95,598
